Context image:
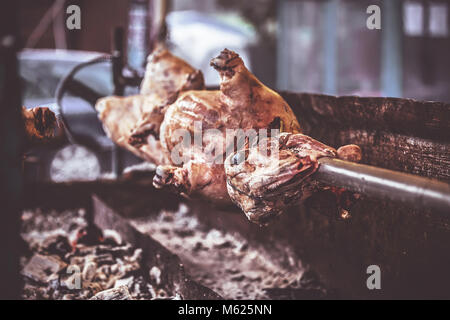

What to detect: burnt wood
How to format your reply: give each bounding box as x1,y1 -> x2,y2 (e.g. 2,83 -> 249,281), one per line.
91,194 -> 221,300
282,92 -> 450,181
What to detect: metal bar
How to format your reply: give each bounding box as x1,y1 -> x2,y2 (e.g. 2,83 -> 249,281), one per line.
381,0 -> 403,97
322,0 -> 338,95
128,0 -> 150,71
315,157 -> 450,213
111,27 -> 125,178
112,27 -> 125,96
64,79 -> 103,106
276,0 -> 289,91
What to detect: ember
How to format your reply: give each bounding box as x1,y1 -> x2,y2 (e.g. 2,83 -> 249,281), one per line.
20,208 -> 176,300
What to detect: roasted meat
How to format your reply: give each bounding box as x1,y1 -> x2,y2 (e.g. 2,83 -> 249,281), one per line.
95,46 -> 205,164
96,95 -> 169,163
136,45 -> 205,140
22,106 -> 57,144
96,48 -> 362,224
140,45 -> 205,101
224,133 -> 362,225
153,49 -> 301,204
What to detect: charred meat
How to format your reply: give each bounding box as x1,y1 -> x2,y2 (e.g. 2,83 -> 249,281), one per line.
22,106 -> 57,144
224,133 -> 362,225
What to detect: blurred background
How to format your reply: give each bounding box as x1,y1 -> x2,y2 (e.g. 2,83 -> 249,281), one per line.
18,0 -> 450,99
15,0 -> 450,183
2,0 -> 448,300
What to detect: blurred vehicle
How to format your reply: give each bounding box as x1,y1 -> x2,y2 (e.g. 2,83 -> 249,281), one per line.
19,49 -> 141,183
18,11 -> 256,183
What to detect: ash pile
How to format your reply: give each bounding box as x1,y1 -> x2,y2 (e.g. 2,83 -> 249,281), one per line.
20,208 -> 175,300
129,203 -> 329,300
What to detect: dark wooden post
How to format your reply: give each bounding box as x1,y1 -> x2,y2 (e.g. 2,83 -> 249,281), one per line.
0,1 -> 23,299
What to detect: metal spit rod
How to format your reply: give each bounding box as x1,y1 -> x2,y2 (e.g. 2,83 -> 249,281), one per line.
315,157 -> 450,214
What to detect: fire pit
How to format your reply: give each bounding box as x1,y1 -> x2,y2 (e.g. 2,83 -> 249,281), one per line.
20,205 -> 220,300
20,181 -> 329,300
21,207 -> 172,300
20,87 -> 450,300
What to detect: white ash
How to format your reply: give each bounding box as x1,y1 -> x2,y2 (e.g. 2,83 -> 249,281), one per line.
20,208 -> 178,300
149,266 -> 162,286
130,203 -> 326,299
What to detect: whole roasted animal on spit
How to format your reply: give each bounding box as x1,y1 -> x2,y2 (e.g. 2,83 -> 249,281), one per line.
22,106 -> 57,146
96,47 -> 361,225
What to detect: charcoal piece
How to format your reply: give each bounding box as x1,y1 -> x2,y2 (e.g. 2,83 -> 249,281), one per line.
299,270 -> 322,289
22,254 -> 67,284
263,287 -> 326,300
90,285 -> 133,300
102,229 -> 123,246
93,253 -> 115,265
82,259 -> 97,282
114,276 -> 134,289
75,225 -> 104,246
42,234 -> 72,256
95,244 -> 132,257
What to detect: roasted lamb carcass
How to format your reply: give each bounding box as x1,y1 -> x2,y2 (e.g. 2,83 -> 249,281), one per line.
96,95 -> 167,163
153,49 -> 361,217
95,46 -> 205,164
153,49 -> 301,204
96,48 -> 362,224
